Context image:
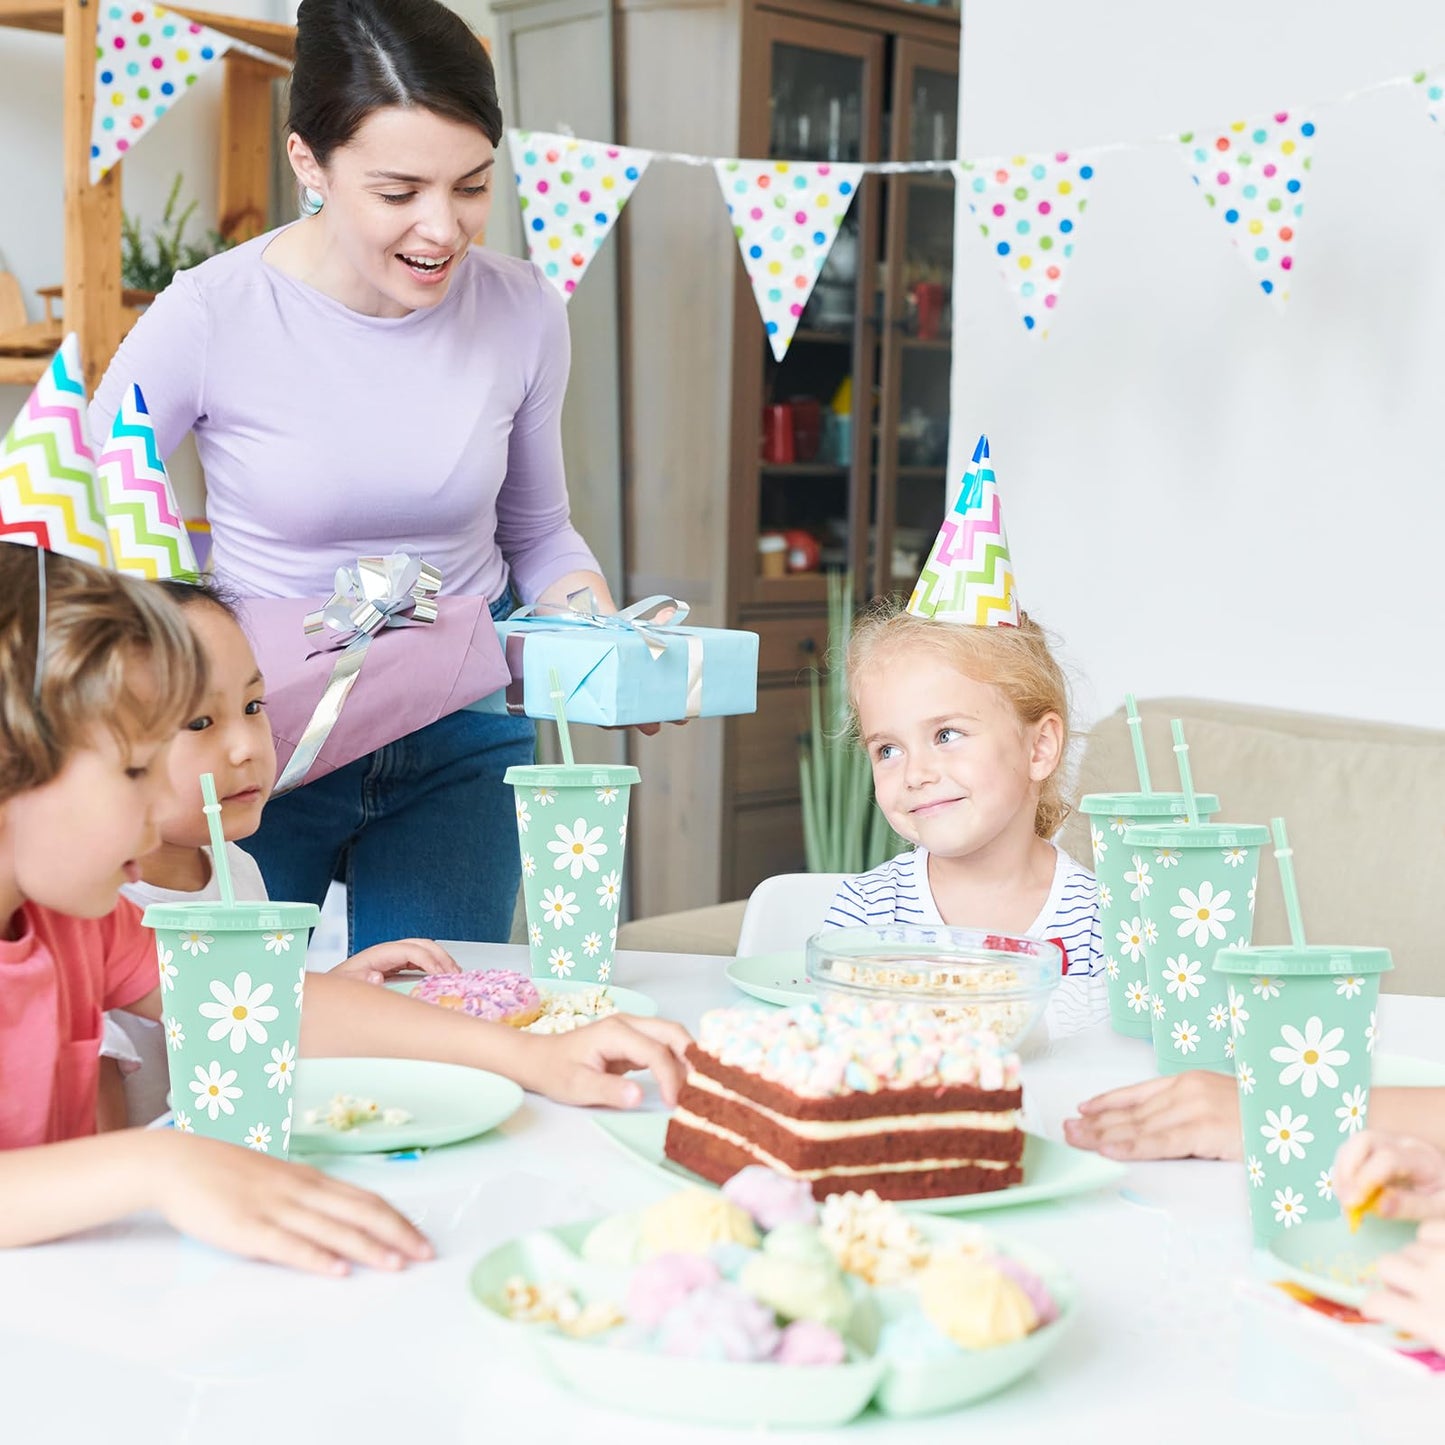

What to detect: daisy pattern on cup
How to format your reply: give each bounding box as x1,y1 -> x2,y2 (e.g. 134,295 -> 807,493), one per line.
199,973 -> 279,1053
1171,1020 -> 1200,1054
1334,976 -> 1363,999
1098,882 -> 1113,909
1171,882 -> 1233,947
1125,855 -> 1152,901
1116,917 -> 1146,962
1261,1105 -> 1313,1163
1335,1085 -> 1368,1135
245,1123 -> 271,1152
541,886 -> 579,930
1207,1003 -> 1229,1032
1237,1061 -> 1256,1094
1272,1187 -> 1307,1228
1090,824 -> 1106,860
1124,980 -> 1149,1013
1228,987 -> 1250,1033
1315,1170 -> 1335,1201
548,947 -> 575,979
1155,846 -> 1181,869
1105,956 -> 1120,981
1164,955 -> 1203,1000
1269,1017 -> 1349,1098
1247,1155 -> 1265,1187
1221,847 -> 1249,868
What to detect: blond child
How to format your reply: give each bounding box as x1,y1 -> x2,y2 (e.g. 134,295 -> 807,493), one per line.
98,577 -> 459,1126
0,548 -> 689,1272
822,604 -> 1106,1037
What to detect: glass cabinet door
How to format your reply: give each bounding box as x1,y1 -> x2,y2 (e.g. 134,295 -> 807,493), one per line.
872,41 -> 958,601
741,16 -> 882,607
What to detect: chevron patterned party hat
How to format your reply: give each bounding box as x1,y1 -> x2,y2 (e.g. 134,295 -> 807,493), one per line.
98,384 -> 198,579
0,334 -> 111,567
907,435 -> 1019,627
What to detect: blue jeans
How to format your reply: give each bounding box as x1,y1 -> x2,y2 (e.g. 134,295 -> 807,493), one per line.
247,595 -> 534,952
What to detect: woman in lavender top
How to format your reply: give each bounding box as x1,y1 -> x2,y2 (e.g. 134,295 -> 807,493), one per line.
91,0 -> 612,950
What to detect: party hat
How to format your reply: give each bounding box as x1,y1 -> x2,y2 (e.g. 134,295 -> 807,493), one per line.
0,334 -> 111,567
98,383 -> 199,578
907,435 -> 1019,627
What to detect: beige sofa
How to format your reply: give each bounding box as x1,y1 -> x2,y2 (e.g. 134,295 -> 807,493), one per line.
619,697 -> 1444,997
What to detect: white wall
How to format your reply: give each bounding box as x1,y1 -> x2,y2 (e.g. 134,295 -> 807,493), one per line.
952,0 -> 1445,732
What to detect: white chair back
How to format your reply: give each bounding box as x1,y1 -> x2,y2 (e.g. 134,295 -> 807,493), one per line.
735,872 -> 849,957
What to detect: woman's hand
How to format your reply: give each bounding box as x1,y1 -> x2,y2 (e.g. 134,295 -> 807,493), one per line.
152,1132 -> 433,1275
519,1014 -> 693,1108
1063,1070 -> 1241,1161
1362,1219 -> 1445,1351
1335,1130 -> 1445,1221
332,939 -> 460,987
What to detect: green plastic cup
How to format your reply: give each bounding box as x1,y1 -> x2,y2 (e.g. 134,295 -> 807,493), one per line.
1120,822 -> 1268,1075
507,763 -> 640,984
1214,944 -> 1393,1243
1078,792 -> 1219,1039
141,899 -> 320,1156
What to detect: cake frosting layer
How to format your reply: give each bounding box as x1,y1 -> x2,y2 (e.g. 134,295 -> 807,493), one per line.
694,1000 -> 1020,1098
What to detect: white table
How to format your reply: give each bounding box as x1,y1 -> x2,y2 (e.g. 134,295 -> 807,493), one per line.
2,947 -> 1439,1444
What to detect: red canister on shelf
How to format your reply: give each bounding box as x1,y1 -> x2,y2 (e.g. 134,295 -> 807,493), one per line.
788,397 -> 822,462
761,404 -> 795,464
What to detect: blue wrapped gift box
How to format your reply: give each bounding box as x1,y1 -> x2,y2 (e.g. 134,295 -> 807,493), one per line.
470,608 -> 759,725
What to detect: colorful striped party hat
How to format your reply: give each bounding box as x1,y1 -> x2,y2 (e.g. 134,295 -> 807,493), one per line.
98,383 -> 199,579
907,434 -> 1019,627
0,334 -> 111,567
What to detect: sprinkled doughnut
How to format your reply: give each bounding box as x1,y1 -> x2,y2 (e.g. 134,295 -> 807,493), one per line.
409,969 -> 543,1027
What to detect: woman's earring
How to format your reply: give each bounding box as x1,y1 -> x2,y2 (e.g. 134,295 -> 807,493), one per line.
301,186 -> 324,216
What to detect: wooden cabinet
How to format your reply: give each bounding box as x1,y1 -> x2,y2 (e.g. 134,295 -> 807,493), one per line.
495,0 -> 958,913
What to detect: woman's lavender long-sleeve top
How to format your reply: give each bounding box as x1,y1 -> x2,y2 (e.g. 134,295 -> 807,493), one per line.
91,227 -> 600,603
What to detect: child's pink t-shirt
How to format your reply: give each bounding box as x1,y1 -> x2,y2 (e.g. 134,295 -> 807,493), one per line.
0,899 -> 158,1147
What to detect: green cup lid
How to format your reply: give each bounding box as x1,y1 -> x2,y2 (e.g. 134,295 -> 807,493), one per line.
142,900 -> 321,933
1213,944 -> 1393,976
1078,792 -> 1221,818
1122,821 -> 1270,849
505,763 -> 640,788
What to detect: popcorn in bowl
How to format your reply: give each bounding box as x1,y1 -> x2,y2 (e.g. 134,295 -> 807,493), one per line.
804,925 -> 1062,1048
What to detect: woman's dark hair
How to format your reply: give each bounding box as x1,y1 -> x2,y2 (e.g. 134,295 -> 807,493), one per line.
155,575 -> 243,622
288,0 -> 504,166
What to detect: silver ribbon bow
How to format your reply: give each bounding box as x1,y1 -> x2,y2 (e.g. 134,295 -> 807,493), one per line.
273,553 -> 442,795
504,588 -> 705,720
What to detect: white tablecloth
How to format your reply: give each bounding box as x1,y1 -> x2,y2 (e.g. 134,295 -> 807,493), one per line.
2,946 -> 1439,1444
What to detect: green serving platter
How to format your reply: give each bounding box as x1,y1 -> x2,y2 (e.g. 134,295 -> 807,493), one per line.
591,1111 -> 1125,1214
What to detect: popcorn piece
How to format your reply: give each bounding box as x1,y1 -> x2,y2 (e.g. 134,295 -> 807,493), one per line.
302,1092 -> 412,1131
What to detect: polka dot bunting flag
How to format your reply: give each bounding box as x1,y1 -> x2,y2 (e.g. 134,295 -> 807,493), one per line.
1180,113 -> 1315,308
91,5 -> 232,183
714,159 -> 865,361
952,153 -> 1095,337
509,131 -> 652,300
1414,68 -> 1445,127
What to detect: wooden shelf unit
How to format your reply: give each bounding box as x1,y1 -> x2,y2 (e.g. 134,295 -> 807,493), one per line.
0,0 -> 294,389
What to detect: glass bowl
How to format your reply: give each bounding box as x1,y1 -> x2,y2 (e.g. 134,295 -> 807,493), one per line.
804,925 -> 1062,1050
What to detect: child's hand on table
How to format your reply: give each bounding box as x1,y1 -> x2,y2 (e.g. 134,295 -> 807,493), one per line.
1362,1219 -> 1445,1352
524,1014 -> 692,1108
333,938 -> 460,987
153,1132 -> 432,1275
1063,1070 -> 1242,1161
1335,1129 -> 1445,1222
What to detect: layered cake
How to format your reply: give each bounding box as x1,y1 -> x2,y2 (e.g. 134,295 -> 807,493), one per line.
664,1001 -> 1024,1201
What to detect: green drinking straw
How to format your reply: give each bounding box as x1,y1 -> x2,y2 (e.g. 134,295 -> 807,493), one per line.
1124,693 -> 1154,793
548,667 -> 576,767
1271,816 -> 1308,947
199,772 -> 236,908
1170,719 -> 1200,827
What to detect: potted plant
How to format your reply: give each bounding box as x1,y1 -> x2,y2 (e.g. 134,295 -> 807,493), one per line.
798,572 -> 903,873
121,173 -> 233,297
